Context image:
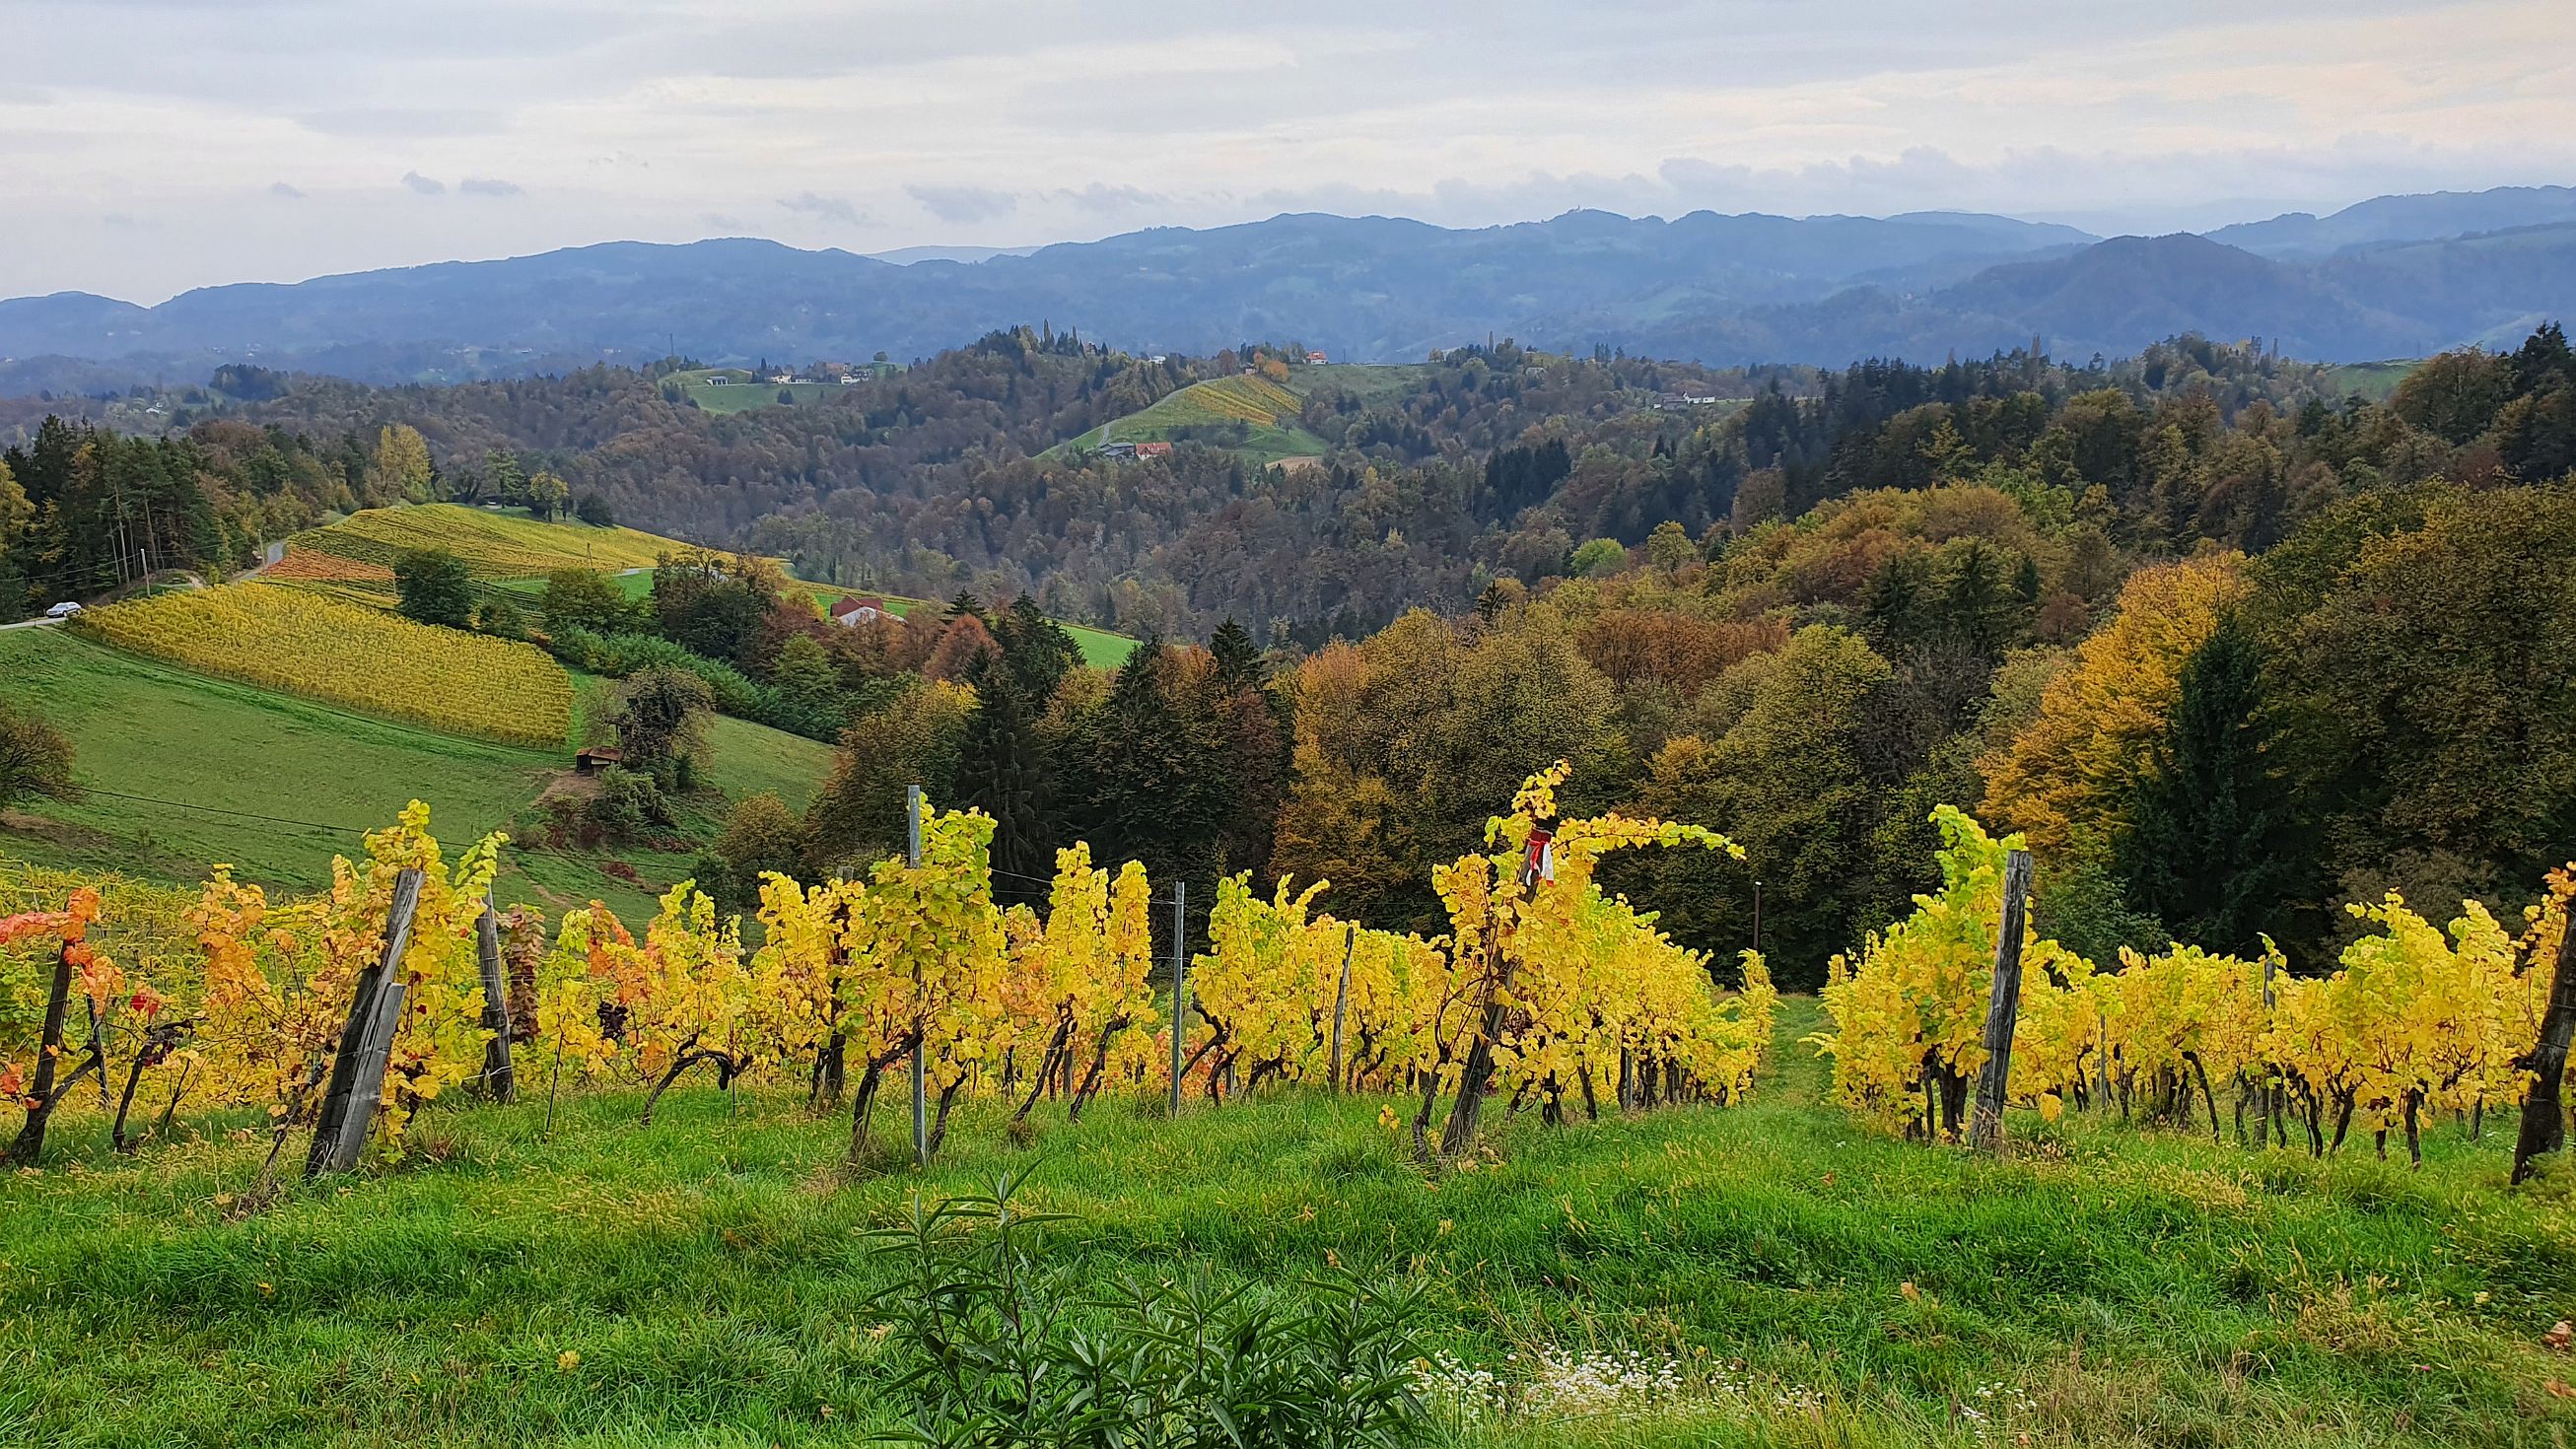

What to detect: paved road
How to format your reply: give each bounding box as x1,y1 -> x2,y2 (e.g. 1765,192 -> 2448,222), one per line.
0,616 -> 63,632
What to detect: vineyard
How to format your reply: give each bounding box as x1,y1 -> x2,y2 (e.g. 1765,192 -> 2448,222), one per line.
9,781 -> 2576,1446
70,584 -> 575,749
1815,806 -> 2576,1166
290,503 -> 678,576
0,766 -> 1776,1175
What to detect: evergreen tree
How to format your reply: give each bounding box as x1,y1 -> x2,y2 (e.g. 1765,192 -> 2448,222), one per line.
994,594 -> 1079,702
1206,619 -> 1288,879
1068,639 -> 1226,885
2113,613 -> 2295,953
959,645 -> 1052,900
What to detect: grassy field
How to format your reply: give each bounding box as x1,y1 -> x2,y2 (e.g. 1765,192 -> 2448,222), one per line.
292,504 -> 681,576
0,627 -> 833,925
2324,361 -> 2422,402
665,368 -> 839,415
2,1000 -> 2569,1448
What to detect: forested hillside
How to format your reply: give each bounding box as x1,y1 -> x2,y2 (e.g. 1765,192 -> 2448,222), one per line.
7,321 -> 2571,990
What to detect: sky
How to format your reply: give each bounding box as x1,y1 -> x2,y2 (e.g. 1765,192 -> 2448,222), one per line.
2,0 -> 2571,303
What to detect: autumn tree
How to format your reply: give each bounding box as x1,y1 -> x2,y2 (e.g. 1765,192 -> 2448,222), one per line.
1979,554 -> 2251,861
369,424 -> 436,503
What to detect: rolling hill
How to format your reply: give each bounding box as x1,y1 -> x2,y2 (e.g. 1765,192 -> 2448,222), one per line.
0,626 -> 833,923
5,186 -> 2575,382
1060,373 -> 1330,465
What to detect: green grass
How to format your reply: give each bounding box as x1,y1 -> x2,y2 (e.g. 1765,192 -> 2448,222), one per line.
0,625 -> 552,886
4,1000 -> 2571,1447
0,628 -> 833,927
2325,360 -> 2422,403
665,368 -> 840,415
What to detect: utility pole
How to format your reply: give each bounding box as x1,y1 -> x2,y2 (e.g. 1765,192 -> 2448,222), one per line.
1167,881 -> 1187,1117
907,785 -> 927,1169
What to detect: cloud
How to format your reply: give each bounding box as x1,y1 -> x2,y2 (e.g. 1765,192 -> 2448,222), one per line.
301,106 -> 505,138
907,183 -> 1018,225
700,212 -> 745,232
458,175 -> 522,196
1054,182 -> 1162,214
268,181 -> 307,200
778,191 -> 864,226
399,171 -> 446,195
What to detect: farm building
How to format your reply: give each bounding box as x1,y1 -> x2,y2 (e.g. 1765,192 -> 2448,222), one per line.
575,745 -> 624,773
1134,441 -> 1173,458
1306,350 -> 1328,364
829,595 -> 890,625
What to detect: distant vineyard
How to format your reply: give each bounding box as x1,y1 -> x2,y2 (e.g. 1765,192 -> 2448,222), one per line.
260,549 -> 395,584
1174,375 -> 1303,427
293,503 -> 678,577
73,584 -> 572,749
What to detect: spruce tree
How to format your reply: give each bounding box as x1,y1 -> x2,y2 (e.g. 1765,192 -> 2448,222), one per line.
2114,613 -> 2295,952
959,646 -> 1052,900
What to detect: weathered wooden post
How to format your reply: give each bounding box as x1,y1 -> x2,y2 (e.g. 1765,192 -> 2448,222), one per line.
306,868 -> 425,1178
476,894 -> 516,1103
2513,913 -> 2576,1183
1968,848 -> 2034,1152
1327,923 -> 1357,1093
1167,880 -> 1189,1116
907,785 -> 929,1170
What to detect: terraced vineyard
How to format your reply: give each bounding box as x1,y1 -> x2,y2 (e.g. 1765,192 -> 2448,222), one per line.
72,583 -> 574,749
1062,373 -> 1333,464
290,503 -> 677,576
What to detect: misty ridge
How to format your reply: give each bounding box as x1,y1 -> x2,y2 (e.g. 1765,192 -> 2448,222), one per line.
6,183 -> 2576,389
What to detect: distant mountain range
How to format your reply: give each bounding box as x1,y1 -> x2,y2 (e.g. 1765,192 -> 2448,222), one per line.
2,185 -> 2572,386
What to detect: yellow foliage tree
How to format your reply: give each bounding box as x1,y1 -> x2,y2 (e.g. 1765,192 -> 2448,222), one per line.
1979,554 -> 2250,858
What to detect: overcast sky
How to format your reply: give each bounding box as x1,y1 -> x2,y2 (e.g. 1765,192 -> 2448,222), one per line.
4,0 -> 2570,303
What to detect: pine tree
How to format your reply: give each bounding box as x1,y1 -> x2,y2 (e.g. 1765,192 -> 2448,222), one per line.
2113,613 -> 2296,952
995,594 -> 1079,702
959,646 -> 1052,900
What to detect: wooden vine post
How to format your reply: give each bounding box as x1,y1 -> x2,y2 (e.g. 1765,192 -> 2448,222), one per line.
305,867 -> 425,1179
1967,848 -> 2034,1152
906,785 -> 928,1171
1166,880 -> 1187,1117
1326,923 -> 1357,1094
475,894 -> 516,1103
2512,909 -> 2576,1184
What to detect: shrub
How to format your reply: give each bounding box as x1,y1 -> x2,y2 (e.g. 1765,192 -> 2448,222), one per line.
474,596 -> 527,640
868,1169 -> 1428,1449
0,702 -> 76,813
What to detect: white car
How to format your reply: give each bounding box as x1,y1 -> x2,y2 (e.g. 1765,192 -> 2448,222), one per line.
43,600 -> 83,618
